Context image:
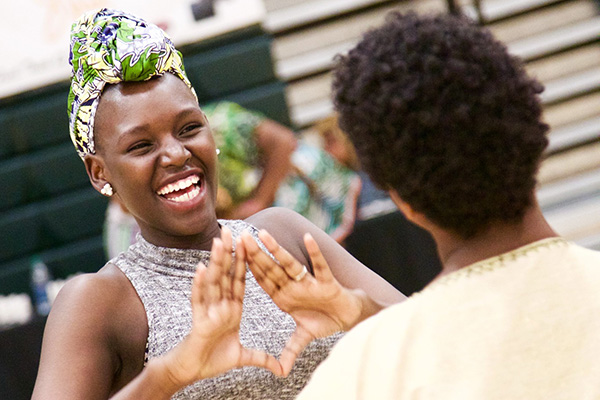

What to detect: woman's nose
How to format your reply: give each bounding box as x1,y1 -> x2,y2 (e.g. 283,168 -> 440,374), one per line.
159,138 -> 191,167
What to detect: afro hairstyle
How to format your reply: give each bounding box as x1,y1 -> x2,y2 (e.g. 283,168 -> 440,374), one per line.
332,11 -> 549,238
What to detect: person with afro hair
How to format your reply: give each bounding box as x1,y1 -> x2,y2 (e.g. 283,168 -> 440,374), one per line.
289,11 -> 600,399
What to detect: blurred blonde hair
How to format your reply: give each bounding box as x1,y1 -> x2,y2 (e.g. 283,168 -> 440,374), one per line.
314,114 -> 360,170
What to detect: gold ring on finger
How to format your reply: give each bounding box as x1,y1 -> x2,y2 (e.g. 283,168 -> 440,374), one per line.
292,265 -> 308,282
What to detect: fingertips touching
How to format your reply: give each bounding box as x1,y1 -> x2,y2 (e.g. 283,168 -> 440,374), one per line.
279,332 -> 312,376
241,350 -> 284,377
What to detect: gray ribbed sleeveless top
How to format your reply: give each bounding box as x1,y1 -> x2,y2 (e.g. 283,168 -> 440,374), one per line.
112,219 -> 342,399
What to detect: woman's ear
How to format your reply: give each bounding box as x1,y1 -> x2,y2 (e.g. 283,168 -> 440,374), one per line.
388,189 -> 427,229
83,154 -> 109,195
388,190 -> 413,218
389,190 -> 441,236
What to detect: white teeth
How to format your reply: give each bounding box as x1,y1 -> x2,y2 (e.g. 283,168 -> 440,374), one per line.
169,185 -> 200,203
157,175 -> 200,196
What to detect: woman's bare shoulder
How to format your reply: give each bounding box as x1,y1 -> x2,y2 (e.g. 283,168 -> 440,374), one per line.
56,264 -> 133,308
246,207 -> 315,236
32,264 -> 147,399
47,263 -> 146,345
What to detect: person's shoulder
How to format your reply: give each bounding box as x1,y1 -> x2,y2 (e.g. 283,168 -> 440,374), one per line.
570,242 -> 600,259
58,263 -> 129,300
297,302 -> 409,400
51,263 -> 138,328
563,242 -> 600,274
245,207 -> 335,264
246,207 -> 309,232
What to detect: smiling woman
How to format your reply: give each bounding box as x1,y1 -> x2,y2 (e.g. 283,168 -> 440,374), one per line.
30,8 -> 404,400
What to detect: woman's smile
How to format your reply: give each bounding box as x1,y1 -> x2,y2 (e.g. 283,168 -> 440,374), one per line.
157,173 -> 201,202
155,172 -> 208,211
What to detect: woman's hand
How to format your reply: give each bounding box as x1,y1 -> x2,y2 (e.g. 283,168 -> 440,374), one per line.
240,229 -> 369,376
156,226 -> 283,391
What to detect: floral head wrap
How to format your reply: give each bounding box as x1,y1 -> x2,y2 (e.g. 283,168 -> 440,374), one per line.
68,8 -> 197,158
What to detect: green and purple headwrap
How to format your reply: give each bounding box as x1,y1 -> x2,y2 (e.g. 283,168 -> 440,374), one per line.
68,8 -> 197,159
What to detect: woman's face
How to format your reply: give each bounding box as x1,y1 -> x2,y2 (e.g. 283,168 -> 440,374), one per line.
89,73 -> 219,248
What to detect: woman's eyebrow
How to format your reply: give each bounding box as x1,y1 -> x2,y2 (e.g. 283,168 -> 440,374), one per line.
176,107 -> 205,121
116,124 -> 152,146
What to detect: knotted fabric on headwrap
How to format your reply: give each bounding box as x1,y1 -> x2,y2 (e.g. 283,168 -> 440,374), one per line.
68,8 -> 197,159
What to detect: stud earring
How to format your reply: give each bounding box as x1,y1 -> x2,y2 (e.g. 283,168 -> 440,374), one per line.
100,183 -> 114,197
216,148 -> 221,156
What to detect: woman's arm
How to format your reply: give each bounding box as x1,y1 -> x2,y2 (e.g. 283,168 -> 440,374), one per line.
247,207 -> 405,307
32,270 -> 139,399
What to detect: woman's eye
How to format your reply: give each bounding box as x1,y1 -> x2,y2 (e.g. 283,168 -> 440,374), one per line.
180,124 -> 203,136
127,142 -> 151,153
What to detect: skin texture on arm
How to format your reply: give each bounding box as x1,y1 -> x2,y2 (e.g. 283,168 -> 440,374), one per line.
231,120 -> 297,219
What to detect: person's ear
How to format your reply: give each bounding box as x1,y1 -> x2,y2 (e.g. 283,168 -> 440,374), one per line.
388,189 -> 433,232
389,189 -> 445,237
388,190 -> 416,219
84,154 -> 111,196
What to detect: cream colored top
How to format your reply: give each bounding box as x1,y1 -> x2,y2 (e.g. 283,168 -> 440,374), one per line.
297,238 -> 600,400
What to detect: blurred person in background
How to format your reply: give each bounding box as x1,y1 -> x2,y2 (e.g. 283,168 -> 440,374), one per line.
313,113 -> 360,171
314,113 -> 398,220
201,101 -> 360,241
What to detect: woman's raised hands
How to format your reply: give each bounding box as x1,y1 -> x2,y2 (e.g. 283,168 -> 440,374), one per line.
240,230 -> 369,376
156,226 -> 284,391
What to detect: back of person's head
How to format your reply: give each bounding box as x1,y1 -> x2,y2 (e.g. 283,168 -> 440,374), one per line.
332,12 -> 549,238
